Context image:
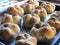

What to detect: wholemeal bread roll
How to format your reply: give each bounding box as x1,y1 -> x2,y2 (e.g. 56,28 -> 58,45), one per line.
1,13 -> 21,24
40,2 -> 56,14
30,22 -> 56,42
23,14 -> 40,28
34,6 -> 47,20
0,23 -> 20,42
7,6 -> 24,16
15,34 -> 37,45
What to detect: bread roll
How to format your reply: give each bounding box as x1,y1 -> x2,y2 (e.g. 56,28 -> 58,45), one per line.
21,3 -> 33,14
40,2 -> 56,14
30,22 -> 56,42
44,3 -> 55,13
1,13 -> 21,24
27,0 -> 39,8
15,34 -> 37,45
23,14 -> 40,28
7,6 -> 24,16
40,2 -> 46,7
47,16 -> 60,29
0,23 -> 20,42
34,6 -> 47,20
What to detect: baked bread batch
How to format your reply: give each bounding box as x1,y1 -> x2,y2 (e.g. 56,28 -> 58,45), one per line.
0,0 -> 60,45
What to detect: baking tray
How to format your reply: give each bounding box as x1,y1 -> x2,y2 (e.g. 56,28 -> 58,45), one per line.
0,1 -> 60,45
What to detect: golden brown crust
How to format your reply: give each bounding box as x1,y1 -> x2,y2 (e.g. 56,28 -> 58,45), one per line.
21,0 -> 39,14
34,6 -> 47,20
27,0 -> 39,8
0,23 -> 20,42
40,2 -> 46,7
1,13 -> 13,23
1,13 -> 21,24
47,16 -> 60,29
21,3 -> 33,14
23,14 -> 40,28
7,6 -> 24,16
40,2 -> 56,14
0,28 -> 14,42
30,22 -> 56,42
45,4 -> 55,13
15,34 -> 37,45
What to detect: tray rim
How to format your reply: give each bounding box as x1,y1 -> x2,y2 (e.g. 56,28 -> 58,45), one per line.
38,0 -> 60,6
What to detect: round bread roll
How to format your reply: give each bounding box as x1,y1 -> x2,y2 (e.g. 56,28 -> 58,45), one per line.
0,23 -> 20,42
34,6 -> 47,20
44,3 -> 55,14
40,2 -> 46,7
27,0 -> 39,9
1,13 -> 21,24
51,11 -> 60,21
47,16 -> 60,29
15,34 -> 37,45
40,2 -> 56,14
30,22 -> 56,42
23,14 -> 40,28
21,3 -> 33,14
7,6 -> 24,16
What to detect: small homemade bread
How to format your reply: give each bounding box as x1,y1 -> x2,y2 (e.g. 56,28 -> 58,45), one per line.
30,21 -> 56,42
0,23 -> 20,42
23,14 -> 40,28
21,3 -> 33,14
1,13 -> 21,24
7,6 -> 24,16
47,16 -> 60,29
27,0 -> 39,9
15,34 -> 37,45
34,6 -> 47,20
40,2 -> 56,13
